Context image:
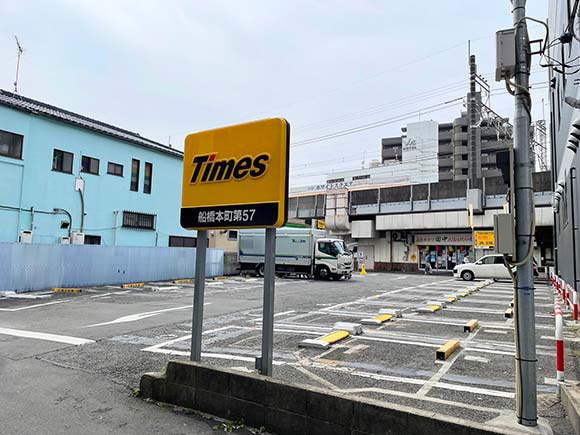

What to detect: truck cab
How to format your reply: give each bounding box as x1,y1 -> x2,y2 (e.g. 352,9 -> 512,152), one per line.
314,238 -> 353,280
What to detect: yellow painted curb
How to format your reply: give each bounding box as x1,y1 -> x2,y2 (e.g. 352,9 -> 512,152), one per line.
436,340 -> 460,361
446,296 -> 457,303
52,288 -> 81,293
121,282 -> 144,288
373,314 -> 393,323
464,319 -> 479,332
173,279 -> 192,284
427,305 -> 441,312
505,307 -> 514,318
320,330 -> 350,344
458,291 -> 469,297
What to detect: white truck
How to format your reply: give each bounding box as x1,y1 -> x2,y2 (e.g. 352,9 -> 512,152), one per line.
238,228 -> 354,280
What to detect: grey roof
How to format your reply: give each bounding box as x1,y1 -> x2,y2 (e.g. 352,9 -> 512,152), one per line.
0,89 -> 183,158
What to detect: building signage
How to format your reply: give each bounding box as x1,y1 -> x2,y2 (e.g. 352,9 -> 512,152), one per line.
181,118 -> 290,230
474,231 -> 495,248
415,234 -> 473,245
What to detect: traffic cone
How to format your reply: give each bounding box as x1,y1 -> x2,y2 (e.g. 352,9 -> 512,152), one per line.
360,263 -> 367,275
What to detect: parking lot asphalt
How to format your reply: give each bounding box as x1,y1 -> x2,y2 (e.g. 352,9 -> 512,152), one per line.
0,272 -> 574,433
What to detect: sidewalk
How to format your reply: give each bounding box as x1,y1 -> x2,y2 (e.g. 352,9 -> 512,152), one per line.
0,356 -> 255,435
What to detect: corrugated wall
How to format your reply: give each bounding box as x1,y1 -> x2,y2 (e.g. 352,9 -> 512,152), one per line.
0,243 -> 223,293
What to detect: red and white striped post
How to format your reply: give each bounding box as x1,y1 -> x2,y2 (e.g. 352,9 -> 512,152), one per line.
574,287 -> 579,322
555,297 -> 565,382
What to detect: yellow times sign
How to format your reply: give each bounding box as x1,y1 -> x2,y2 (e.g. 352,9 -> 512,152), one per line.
474,231 -> 495,248
181,118 -> 289,230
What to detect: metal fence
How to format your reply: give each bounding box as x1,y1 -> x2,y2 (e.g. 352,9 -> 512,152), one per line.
0,243 -> 224,293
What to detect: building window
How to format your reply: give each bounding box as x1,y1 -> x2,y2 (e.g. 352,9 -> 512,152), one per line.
130,159 -> 140,191
352,174 -> 371,181
0,129 -> 23,159
52,149 -> 74,173
107,162 -> 123,176
81,155 -> 100,175
84,235 -> 101,245
169,235 -> 198,247
144,162 -> 153,194
228,230 -> 238,241
327,178 -> 344,184
122,211 -> 156,230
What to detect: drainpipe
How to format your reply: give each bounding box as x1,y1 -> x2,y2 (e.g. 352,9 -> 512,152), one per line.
53,208 -> 73,238
78,189 -> 85,232
30,206 -> 34,231
113,210 -> 119,246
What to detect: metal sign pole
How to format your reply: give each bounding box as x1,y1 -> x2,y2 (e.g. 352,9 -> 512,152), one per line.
190,230 -> 208,361
260,227 -> 277,376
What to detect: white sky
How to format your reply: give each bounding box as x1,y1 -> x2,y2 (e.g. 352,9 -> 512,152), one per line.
0,1 -> 548,188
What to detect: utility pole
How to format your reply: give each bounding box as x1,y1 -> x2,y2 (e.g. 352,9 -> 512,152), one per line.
511,0 -> 537,427
467,54 -> 482,188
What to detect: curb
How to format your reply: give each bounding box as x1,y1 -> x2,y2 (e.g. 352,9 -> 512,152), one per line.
561,383 -> 580,435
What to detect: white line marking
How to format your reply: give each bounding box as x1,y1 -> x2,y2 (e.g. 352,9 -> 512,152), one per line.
344,344 -> 369,355
294,366 -> 337,389
464,355 -> 490,363
354,336 -> 441,348
434,382 -> 514,398
335,387 -> 505,413
274,310 -> 296,317
0,327 -> 94,345
0,300 -> 69,311
484,329 -> 509,335
89,292 -> 113,299
83,303 -> 211,328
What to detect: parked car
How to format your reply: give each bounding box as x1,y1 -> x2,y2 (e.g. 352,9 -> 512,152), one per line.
453,254 -> 513,281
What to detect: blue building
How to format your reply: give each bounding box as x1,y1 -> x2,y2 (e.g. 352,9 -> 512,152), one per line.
0,89 -> 198,247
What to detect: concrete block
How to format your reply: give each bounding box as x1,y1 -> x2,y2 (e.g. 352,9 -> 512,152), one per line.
265,379 -> 307,415
333,322 -> 363,335
165,382 -> 195,409
196,364 -> 230,395
299,339 -> 330,349
229,397 -> 265,428
306,417 -> 350,435
306,390 -> 354,428
265,408 -> 306,435
139,372 -> 166,401
230,372 -> 266,403
353,401 -> 408,434
195,389 -> 230,418
166,359 -> 197,387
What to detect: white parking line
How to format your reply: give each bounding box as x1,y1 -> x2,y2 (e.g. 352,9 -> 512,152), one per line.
464,355 -> 490,363
83,303 -> 211,328
0,300 -> 69,311
0,327 -> 94,345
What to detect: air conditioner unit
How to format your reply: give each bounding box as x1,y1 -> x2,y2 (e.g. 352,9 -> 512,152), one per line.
18,230 -> 33,244
71,232 -> 85,245
59,236 -> 71,245
391,231 -> 401,241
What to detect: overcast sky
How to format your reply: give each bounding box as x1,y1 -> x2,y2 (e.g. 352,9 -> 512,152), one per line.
0,1 -> 548,188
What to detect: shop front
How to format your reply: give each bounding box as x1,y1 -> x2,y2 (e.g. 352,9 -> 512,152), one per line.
415,233 -> 473,272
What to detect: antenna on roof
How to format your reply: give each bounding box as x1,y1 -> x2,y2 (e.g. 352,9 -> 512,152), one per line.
14,35 -> 25,94
168,135 -> 172,148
